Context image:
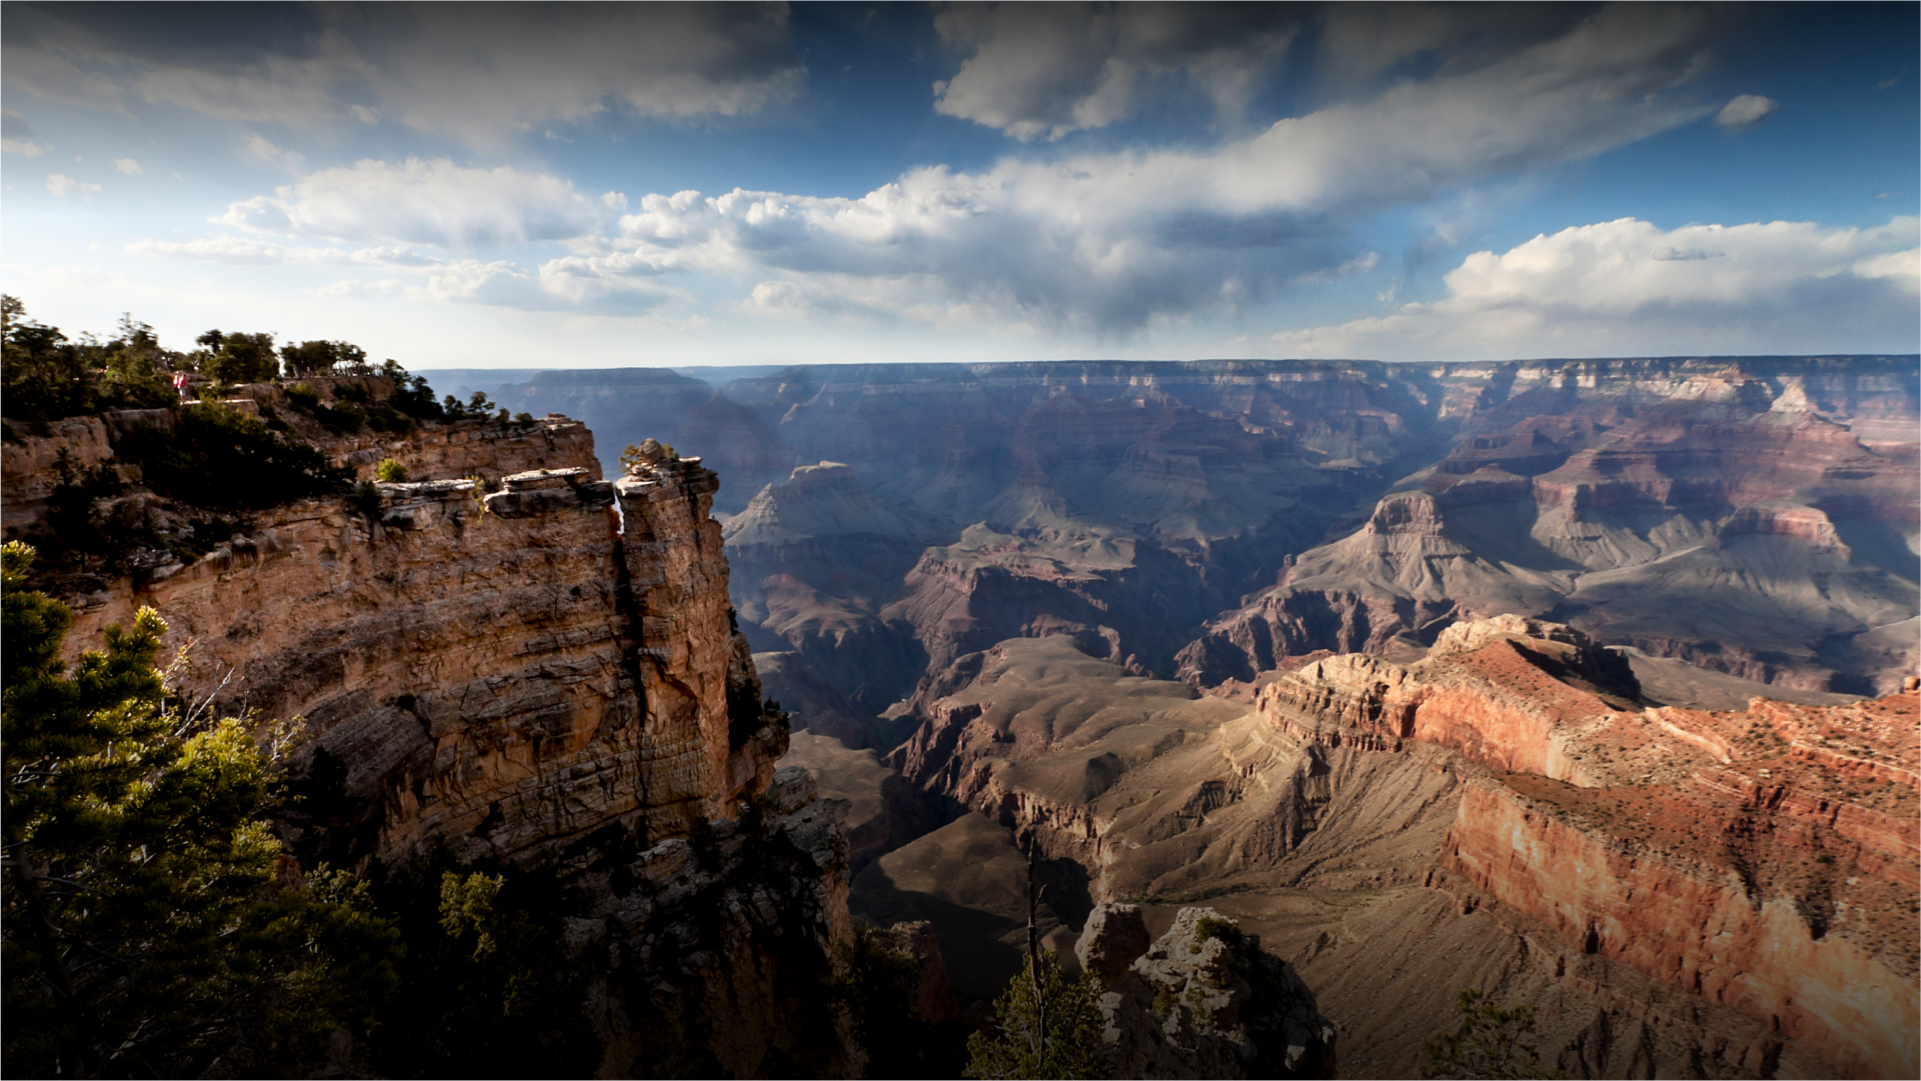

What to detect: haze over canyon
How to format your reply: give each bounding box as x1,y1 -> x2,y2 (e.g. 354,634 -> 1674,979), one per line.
428,352 -> 1917,1076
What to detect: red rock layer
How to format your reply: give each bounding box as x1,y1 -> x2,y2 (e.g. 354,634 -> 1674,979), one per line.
1445,770 -> 1916,1080
1252,618 -> 1919,1077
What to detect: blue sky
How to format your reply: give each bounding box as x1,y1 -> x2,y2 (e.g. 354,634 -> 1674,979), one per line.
2,1 -> 1915,368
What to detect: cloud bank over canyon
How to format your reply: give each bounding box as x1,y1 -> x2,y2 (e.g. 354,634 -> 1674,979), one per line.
3,2 -> 1915,363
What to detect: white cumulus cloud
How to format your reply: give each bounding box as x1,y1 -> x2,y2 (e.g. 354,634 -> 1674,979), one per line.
113,156 -> 142,175
45,173 -> 100,196
218,158 -> 607,247
1715,94 -> 1780,132
1273,216 -> 1921,359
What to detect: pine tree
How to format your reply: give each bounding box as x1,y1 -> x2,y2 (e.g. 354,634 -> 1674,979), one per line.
963,950 -> 1107,1080
963,846 -> 1107,1079
1,541 -> 399,1077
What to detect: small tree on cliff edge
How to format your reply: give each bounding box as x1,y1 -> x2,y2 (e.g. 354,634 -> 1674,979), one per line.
964,950 -> 1106,1080
963,846 -> 1106,1079
1,541 -> 398,1077
1421,987 -> 1567,1080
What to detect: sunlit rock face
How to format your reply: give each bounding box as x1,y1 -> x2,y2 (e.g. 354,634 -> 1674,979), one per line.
57,431 -> 780,865
9,395 -> 858,1074
846,615 -> 1915,1077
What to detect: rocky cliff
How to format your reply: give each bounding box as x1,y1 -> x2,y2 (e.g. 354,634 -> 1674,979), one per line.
1254,620 -> 1916,1078
1075,903 -> 1337,1078
3,391 -> 857,1075
831,615 -> 1915,1077
457,357 -> 1921,715
1182,398 -> 1919,696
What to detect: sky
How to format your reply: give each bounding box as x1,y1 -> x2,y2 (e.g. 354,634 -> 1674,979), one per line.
2,1 -> 1916,369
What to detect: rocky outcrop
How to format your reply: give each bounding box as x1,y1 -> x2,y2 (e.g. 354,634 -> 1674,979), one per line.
1254,615 -> 1643,784
7,402 -> 860,1076
0,414 -> 119,518
1250,618 -> 1920,1078
492,368 -> 794,513
1183,407 -> 1920,696
1076,904 -> 1337,1078
566,766 -> 860,1078
57,443 -> 781,865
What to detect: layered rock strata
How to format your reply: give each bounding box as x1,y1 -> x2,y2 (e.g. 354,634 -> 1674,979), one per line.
866,617 -> 1915,1077
1248,618 -> 1917,1078
1182,409 -> 1920,695
58,445 -> 778,864
6,403 -> 859,1074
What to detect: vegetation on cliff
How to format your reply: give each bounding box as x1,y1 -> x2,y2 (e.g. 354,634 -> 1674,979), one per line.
117,403 -> 354,509
0,542 -> 399,1077
2,297 -> 178,421
963,949 -> 1107,1079
1420,988 -> 1564,1080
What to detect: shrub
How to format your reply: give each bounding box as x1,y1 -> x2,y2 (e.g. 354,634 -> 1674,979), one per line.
964,950 -> 1107,1079
117,403 -> 353,510
1421,988 -> 1566,1080
1,543 -> 401,1077
375,459 -> 410,483
285,381 -> 320,410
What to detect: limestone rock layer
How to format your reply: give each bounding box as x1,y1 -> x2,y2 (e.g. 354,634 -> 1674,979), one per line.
59,427 -> 778,865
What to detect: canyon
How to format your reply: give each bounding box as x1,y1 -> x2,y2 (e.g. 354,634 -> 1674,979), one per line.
9,353 -> 1915,1078
467,354 -> 1919,708
449,354 -> 1918,1077
845,619 -> 1916,1078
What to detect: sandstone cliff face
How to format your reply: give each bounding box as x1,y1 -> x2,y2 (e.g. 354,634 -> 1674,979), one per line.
6,400 -> 858,1075
861,617 -> 1916,1077
1445,775 -> 1915,1080
57,439 -> 779,865
1247,617 -> 1917,1078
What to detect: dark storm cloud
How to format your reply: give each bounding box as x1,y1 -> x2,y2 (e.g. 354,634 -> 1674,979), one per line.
0,2 -> 804,143
932,1 -> 1305,140
927,2 -> 1677,142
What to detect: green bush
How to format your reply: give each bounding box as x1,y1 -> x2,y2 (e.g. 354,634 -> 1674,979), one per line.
1,543 -> 401,1077
375,459 -> 409,483
117,403 -> 352,510
285,381 -> 320,410
964,950 -> 1107,1079
2,296 -> 175,421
